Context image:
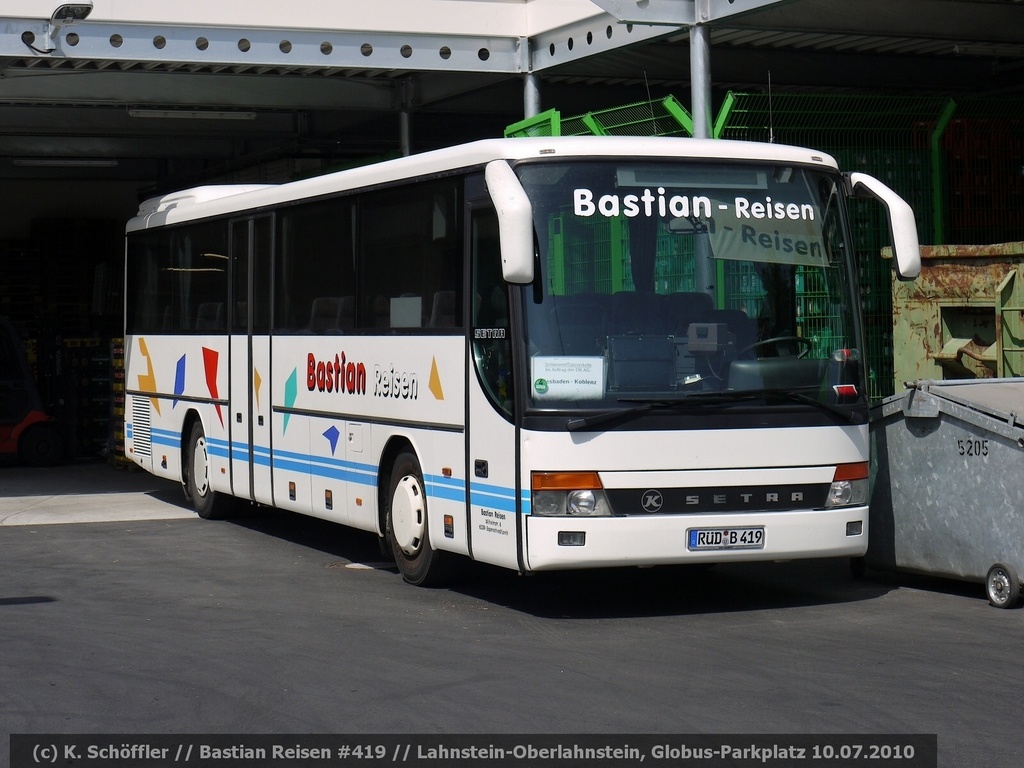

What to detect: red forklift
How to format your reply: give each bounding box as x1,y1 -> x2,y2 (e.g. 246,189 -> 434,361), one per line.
0,316 -> 64,466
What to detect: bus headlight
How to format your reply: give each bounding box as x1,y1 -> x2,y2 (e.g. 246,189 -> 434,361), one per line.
532,472 -> 613,517
825,462 -> 869,508
567,489 -> 597,515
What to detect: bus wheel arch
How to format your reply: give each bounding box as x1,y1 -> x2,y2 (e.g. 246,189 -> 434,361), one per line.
379,440 -> 453,586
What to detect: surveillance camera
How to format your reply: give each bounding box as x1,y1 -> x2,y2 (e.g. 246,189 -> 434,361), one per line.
50,2 -> 93,25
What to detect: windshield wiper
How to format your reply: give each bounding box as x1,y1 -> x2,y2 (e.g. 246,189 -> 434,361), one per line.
752,387 -> 863,423
566,393 -> 751,431
652,387 -> 861,423
566,403 -> 653,431
567,388 -> 861,431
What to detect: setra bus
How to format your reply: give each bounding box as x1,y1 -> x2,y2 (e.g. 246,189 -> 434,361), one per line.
123,136 -> 920,585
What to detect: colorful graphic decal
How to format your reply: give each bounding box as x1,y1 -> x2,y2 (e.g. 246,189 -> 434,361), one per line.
254,368 -> 263,414
134,338 -> 222,423
323,425 -> 341,455
283,369 -> 298,433
428,357 -> 444,400
136,338 -> 161,416
173,354 -> 185,408
202,347 -> 223,426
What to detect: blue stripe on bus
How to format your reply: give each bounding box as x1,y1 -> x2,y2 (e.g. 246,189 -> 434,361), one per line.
469,482 -> 518,514
425,474 -> 467,504
171,431 -> 528,514
151,428 -> 180,447
205,437 -> 231,459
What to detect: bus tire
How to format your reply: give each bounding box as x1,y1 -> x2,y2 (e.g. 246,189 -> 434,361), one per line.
185,422 -> 231,520
385,450 -> 453,586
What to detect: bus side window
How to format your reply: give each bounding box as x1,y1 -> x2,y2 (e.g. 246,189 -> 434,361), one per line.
175,222 -> 228,334
357,179 -> 463,332
276,199 -> 354,334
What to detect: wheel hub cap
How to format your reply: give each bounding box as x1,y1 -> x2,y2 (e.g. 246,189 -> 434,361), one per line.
192,436 -> 210,496
392,475 -> 425,555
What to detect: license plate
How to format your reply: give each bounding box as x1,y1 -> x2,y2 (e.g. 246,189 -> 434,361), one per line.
687,527 -> 765,551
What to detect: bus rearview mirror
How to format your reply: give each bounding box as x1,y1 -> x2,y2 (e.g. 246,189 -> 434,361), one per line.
848,172 -> 921,281
485,160 -> 535,284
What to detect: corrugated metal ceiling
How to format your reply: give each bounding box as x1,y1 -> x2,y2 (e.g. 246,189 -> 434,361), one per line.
0,0 -> 1020,190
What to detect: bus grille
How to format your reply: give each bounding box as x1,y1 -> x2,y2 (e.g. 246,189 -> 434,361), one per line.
131,396 -> 152,458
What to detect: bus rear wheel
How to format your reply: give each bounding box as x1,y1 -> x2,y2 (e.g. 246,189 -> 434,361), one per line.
185,422 -> 231,520
385,450 -> 453,586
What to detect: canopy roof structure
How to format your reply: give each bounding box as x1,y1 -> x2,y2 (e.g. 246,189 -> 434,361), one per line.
0,0 -> 1021,192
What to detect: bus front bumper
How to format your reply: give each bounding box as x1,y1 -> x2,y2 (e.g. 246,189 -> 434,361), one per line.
523,506 -> 868,571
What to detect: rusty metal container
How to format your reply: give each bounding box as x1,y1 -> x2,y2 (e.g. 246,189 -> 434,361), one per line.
889,242 -> 1024,389
869,378 -> 1024,607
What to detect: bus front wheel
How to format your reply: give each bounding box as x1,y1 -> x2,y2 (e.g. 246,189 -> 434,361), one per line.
185,422 -> 231,520
385,451 -> 453,586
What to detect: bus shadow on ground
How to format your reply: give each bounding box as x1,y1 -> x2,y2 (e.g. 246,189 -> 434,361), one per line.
224,505 -> 902,619
226,503 -> 393,567
454,559 -> 899,619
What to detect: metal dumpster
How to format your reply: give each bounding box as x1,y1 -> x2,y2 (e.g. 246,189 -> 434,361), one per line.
869,378 -> 1024,608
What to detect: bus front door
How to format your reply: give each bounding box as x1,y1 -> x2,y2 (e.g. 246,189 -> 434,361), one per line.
466,206 -> 522,571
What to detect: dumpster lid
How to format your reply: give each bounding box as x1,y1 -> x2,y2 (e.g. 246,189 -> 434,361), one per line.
897,379 -> 1024,427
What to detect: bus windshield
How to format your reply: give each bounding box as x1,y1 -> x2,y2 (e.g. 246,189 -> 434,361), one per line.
515,160 -> 863,413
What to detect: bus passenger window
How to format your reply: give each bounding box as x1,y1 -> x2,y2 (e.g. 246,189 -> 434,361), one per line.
276,199 -> 354,333
359,179 -> 463,332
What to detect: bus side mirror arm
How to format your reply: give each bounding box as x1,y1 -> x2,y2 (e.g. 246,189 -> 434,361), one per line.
485,160 -> 535,284
848,172 -> 921,281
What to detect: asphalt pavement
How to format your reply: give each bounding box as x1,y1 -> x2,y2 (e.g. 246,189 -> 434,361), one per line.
2,458 -> 1022,768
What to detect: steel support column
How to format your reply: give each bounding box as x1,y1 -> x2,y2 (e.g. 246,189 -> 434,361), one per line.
399,78 -> 414,156
689,23 -> 712,140
523,72 -> 541,119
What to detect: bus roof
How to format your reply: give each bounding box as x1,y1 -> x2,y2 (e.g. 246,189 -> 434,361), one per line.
127,136 -> 840,232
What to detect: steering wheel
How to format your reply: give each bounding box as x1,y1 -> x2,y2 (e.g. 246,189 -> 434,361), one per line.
737,335 -> 814,359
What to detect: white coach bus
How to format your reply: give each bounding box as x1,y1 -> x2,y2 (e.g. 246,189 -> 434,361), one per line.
123,136 -> 920,585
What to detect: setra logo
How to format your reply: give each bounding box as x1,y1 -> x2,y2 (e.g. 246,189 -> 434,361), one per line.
641,490 -> 664,512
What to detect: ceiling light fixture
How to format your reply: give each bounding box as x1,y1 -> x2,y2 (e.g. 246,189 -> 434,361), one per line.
127,108 -> 258,121
12,157 -> 118,168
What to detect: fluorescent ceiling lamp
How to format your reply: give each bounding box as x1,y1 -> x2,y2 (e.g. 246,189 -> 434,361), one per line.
12,157 -> 117,167
128,108 -> 258,120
